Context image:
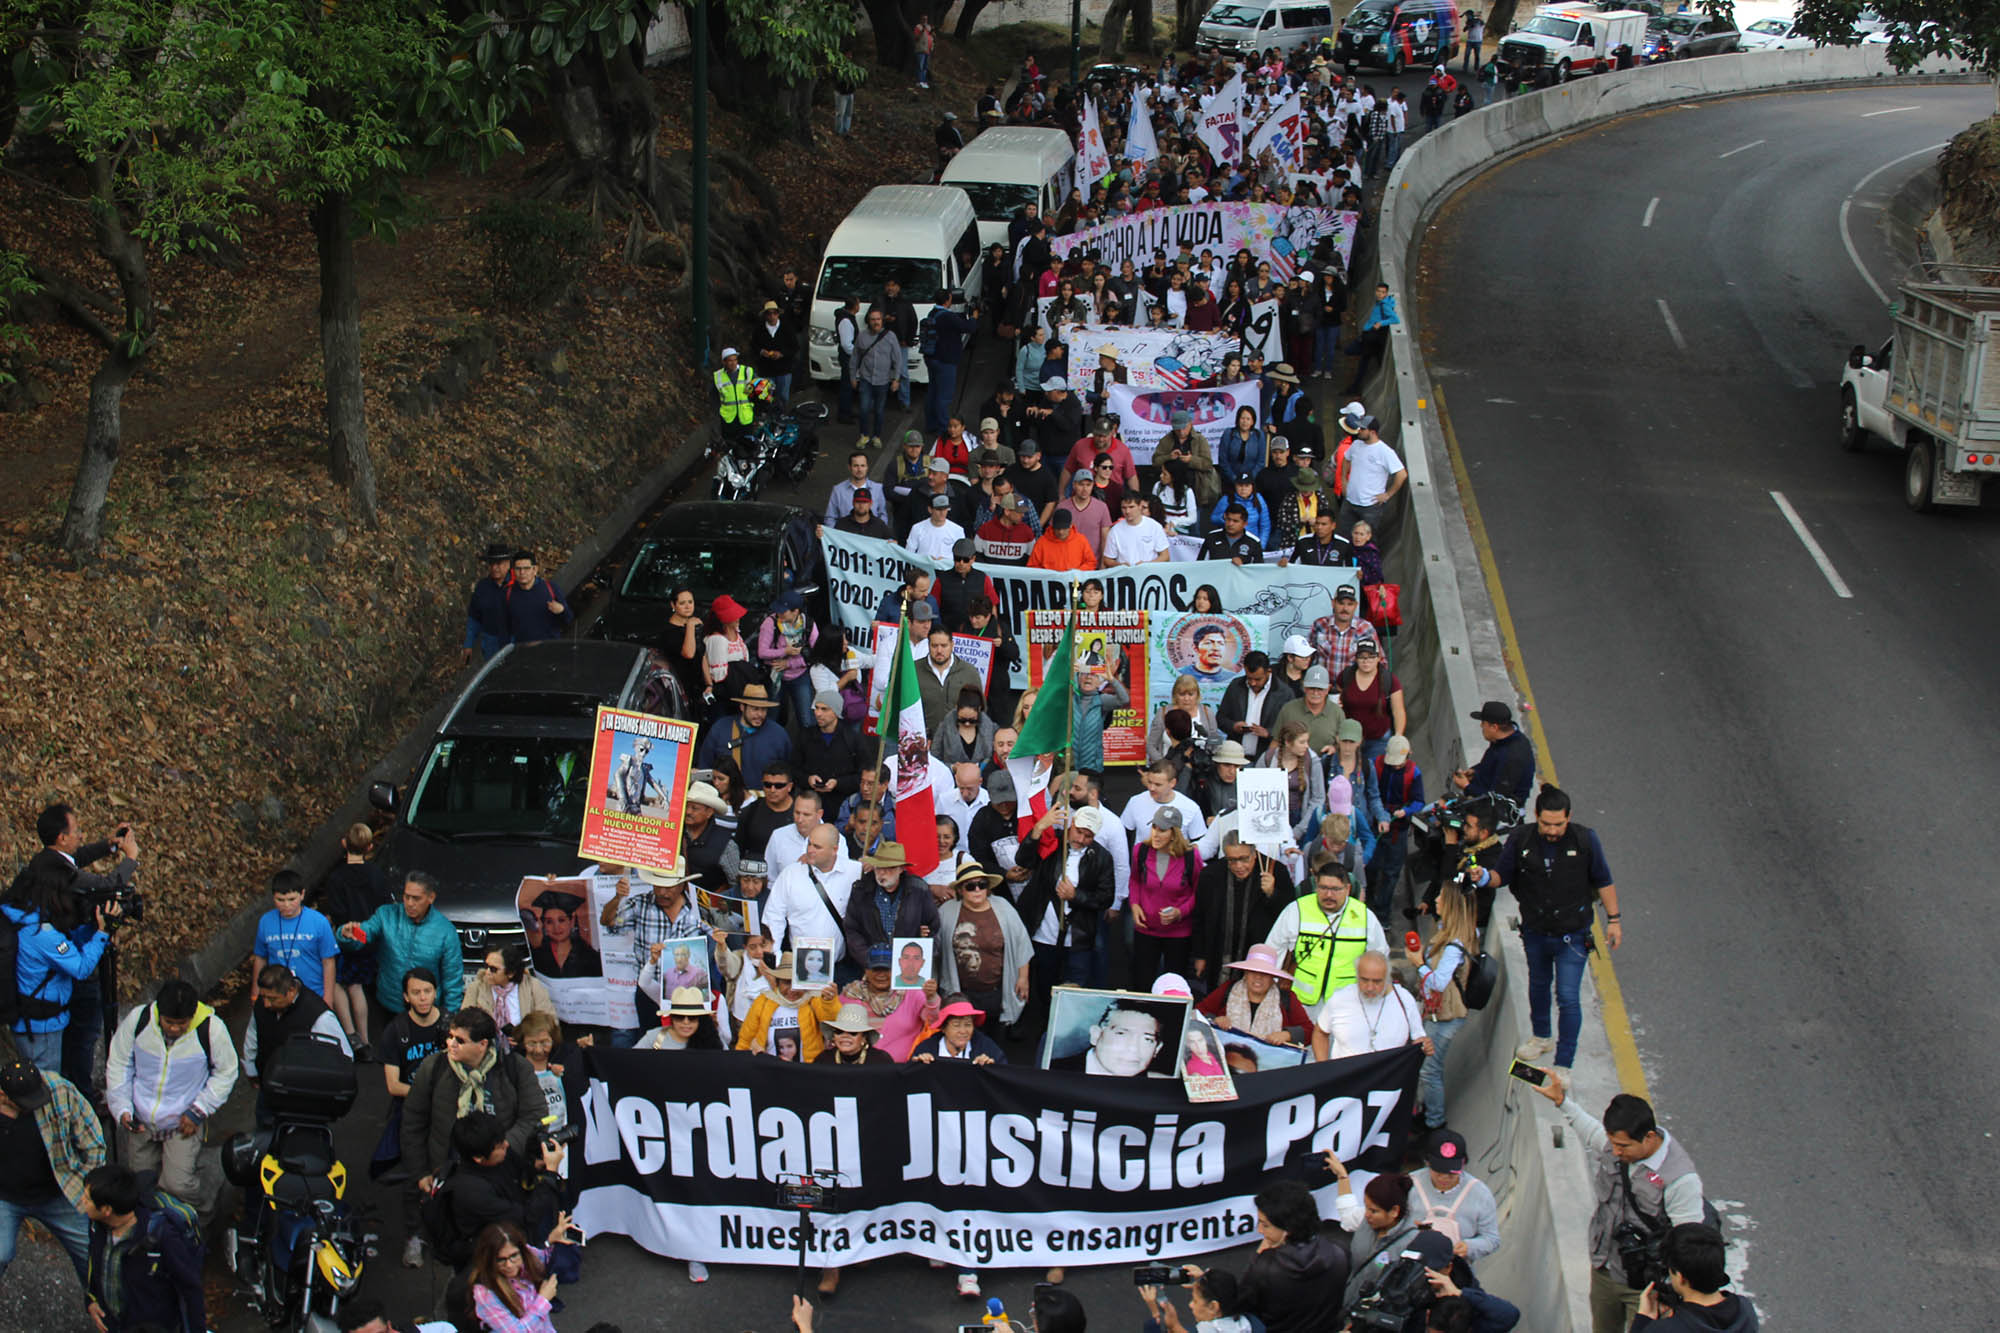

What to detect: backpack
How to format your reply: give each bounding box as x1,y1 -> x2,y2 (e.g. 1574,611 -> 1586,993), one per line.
1457,945 -> 1498,1011
0,913 -> 67,1028
133,1003 -> 216,1062
919,307 -> 943,359
134,1169 -> 203,1257
420,1162 -> 476,1268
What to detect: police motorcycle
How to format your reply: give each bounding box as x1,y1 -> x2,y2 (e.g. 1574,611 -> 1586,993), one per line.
221,1033 -> 375,1332
712,386 -> 828,501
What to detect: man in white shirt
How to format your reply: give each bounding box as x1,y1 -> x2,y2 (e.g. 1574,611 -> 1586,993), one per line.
1341,417 -> 1408,531
1101,494 -> 1171,567
1118,761 -> 1207,842
761,826 -> 859,967
1312,949 -> 1428,1061
934,763 -> 990,844
906,492 -> 967,561
761,791 -> 824,875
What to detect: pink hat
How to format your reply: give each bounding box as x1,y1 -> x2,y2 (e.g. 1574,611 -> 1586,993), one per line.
1151,973 -> 1193,999
1226,943 -> 1294,982
1325,778 -> 1354,817
936,1000 -> 986,1023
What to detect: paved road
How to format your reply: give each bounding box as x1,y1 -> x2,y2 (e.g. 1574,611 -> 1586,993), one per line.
1421,84 -> 2000,1327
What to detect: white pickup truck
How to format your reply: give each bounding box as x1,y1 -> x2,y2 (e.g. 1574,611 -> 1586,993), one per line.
1841,279 -> 2000,511
1495,5 -> 1650,83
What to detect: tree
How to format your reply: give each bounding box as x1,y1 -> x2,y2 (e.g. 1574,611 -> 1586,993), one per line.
6,0 -> 323,557
0,249 -> 36,387
1099,0 -> 1156,60
1791,0 -> 2000,110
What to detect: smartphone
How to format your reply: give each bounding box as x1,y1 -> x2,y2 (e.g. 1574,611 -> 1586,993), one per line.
1133,1263 -> 1181,1286
1507,1058 -> 1548,1087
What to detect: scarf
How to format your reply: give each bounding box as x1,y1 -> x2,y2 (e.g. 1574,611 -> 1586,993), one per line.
447,1045 -> 499,1120
1225,980 -> 1286,1039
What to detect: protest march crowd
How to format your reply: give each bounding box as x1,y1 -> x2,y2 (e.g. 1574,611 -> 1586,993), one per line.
0,22 -> 1750,1333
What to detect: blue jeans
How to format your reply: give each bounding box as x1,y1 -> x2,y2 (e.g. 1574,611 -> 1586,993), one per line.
779,671 -> 814,727
834,92 -> 855,135
15,1028 -> 63,1073
1313,325 -> 1342,375
1420,1015 -> 1466,1126
770,372 -> 793,410
925,359 -> 958,437
1366,824 -> 1408,923
1521,928 -> 1591,1067
858,380 -> 889,440
0,1192 -> 92,1287
915,51 -> 931,85
1385,130 -> 1405,170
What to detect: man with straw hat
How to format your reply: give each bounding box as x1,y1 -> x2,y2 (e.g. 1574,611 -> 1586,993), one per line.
602,866 -> 706,1042
841,842 -> 939,973
695,681 -> 791,785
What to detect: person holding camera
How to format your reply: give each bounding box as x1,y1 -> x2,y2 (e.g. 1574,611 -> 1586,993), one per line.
1188,1178 -> 1349,1333
1344,1230 -> 1520,1333
1629,1224 -> 1757,1332
428,1110 -> 566,1269
1139,1267 -> 1257,1333
1527,1071 -> 1707,1333
19,804 -> 137,1088
3,860 -> 118,1073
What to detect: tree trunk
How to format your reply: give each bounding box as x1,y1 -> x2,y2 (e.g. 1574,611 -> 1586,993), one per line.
59,153 -> 151,560
1484,0 -> 1521,40
1100,0 -> 1131,58
1175,0 -> 1203,51
1128,0 -> 1155,55
547,42 -> 664,223
313,194 -> 378,526
951,0 -> 992,40
858,0 -> 915,67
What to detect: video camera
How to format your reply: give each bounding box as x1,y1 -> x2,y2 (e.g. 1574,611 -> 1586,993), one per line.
1613,1220 -> 1667,1292
775,1169 -> 841,1211
1346,1250 -> 1434,1332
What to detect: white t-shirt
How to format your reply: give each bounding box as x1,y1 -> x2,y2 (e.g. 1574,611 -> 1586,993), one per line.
1343,440 -> 1405,505
1102,516 -> 1170,566
1317,984 -> 1423,1058
906,518 -> 967,561
1387,100 -> 1408,132
1119,790 -> 1208,842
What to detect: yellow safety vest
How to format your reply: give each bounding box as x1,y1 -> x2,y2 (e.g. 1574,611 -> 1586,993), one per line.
1290,893 -> 1372,1006
715,364 -> 755,426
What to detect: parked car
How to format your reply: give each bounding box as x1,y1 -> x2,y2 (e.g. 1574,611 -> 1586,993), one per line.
1640,13 -> 1740,59
588,500 -> 817,653
1739,16 -> 1816,49
367,641 -> 653,965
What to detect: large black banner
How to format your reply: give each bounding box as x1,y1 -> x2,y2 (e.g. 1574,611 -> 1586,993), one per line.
567,1047 -> 1422,1267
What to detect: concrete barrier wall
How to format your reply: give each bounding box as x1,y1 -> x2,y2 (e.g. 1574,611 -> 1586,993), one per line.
1364,44 -> 1984,1333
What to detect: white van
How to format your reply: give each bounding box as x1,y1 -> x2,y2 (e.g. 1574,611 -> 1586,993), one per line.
941,127 -> 1076,250
809,185 -> 983,385
1197,0 -> 1335,59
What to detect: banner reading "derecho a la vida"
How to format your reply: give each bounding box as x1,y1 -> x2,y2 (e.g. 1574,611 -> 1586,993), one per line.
567,1047 -> 1421,1268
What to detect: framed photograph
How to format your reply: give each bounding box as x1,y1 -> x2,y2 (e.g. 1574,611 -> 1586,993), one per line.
696,887 -> 760,942
891,936 -> 933,991
793,937 -> 837,989
646,933 -> 713,1000
1212,1024 -> 1310,1074
1182,1014 -> 1238,1103
1040,987 -> 1191,1079
516,876 -> 602,979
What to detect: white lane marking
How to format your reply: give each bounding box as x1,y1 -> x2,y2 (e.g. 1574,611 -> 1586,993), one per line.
1642,196 -> 1660,228
1717,139 -> 1766,158
1770,491 -> 1854,599
1656,299 -> 1687,351
1862,105 -> 1920,117
1839,142 -> 1950,305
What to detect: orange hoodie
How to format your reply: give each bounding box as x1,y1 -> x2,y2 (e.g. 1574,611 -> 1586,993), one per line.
1027,528 -> 1099,571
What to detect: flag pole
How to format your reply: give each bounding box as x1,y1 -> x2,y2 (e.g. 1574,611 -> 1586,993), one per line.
872,591 -> 909,793
1058,574 -> 1079,820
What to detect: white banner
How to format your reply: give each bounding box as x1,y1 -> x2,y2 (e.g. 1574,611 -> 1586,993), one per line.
1196,74 -> 1243,167
1106,379 -> 1263,464
539,870 -> 641,1029
1234,770 -> 1291,854
1077,93 -> 1112,195
1245,94 -> 1308,171
1051,203 -> 1359,278
1047,325 -> 1242,390
1243,299 -> 1284,363
1126,87 -> 1159,165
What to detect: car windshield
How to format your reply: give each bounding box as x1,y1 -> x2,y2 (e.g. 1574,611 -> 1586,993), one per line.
816,256 -> 945,305
1207,4 -> 1262,25
1344,4 -> 1390,29
953,181 -> 1042,221
621,535 -> 780,608
404,737 -> 591,838
1521,16 -> 1581,38
1659,15 -> 1698,34
1746,18 -> 1786,33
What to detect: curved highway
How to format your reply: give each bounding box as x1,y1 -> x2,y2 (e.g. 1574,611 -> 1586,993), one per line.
1423,85 -> 2000,1326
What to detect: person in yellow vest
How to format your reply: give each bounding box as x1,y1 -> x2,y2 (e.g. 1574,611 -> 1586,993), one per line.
715,345 -> 757,439
1264,861 -> 1386,1031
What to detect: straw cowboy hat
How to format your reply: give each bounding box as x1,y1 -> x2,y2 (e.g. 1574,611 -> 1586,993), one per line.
734,682 -> 780,709
861,841 -> 910,870
824,1002 -> 878,1034
666,987 -> 710,1017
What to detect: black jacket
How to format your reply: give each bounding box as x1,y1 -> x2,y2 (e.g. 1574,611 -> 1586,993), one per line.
791,717 -> 868,809
1631,1295 -> 1759,1333
841,873 -> 941,970
1217,675 -> 1290,751
1191,861 -> 1294,976
402,1050 -> 545,1180
441,1150 -> 561,1245
1240,1234 -> 1351,1333
1013,832 -> 1114,951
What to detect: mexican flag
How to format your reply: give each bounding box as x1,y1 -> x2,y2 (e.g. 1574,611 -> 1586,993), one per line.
1006,610 -> 1075,839
888,617 -> 941,877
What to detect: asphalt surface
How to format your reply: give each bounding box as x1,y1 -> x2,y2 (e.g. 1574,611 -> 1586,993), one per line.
1421,84 -> 2000,1327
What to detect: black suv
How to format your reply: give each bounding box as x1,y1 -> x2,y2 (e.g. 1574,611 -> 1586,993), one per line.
589,500 -> 816,652
368,641 -> 652,964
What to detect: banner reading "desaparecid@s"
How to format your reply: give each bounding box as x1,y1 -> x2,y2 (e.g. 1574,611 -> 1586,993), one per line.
566,1046 -> 1421,1268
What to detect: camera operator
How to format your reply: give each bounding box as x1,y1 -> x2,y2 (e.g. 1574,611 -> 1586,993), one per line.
1630,1224 -> 1756,1332
1187,1179 -> 1349,1333
1344,1230 -> 1520,1333
3,859 -> 119,1074
1527,1071 -> 1707,1333
1139,1267 -> 1256,1333
18,804 -> 138,1089
427,1110 -> 566,1268
403,1009 -> 545,1204
1421,800 -> 1502,930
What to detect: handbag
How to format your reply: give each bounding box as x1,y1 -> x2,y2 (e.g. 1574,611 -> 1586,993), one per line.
1365,582 -> 1402,630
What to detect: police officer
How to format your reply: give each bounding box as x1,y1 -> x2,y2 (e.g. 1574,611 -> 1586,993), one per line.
714,345 -> 756,439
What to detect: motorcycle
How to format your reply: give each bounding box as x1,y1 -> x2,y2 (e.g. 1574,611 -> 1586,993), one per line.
221,1034 -> 373,1332
712,399 -> 829,500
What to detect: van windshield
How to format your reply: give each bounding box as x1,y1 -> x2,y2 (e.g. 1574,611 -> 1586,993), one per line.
1521,16 -> 1580,38
404,737 -> 591,838
816,256 -> 946,305
1206,4 -> 1262,26
1343,5 -> 1391,31
953,181 -> 1042,221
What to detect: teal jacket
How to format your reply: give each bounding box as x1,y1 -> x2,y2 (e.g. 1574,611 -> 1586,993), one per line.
339,903 -> 463,1013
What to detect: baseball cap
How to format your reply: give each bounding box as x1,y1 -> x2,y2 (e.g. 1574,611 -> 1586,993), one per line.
1281,633 -> 1313,660
952,538 -> 976,559
1336,718 -> 1364,743
1425,1129 -> 1469,1175
1471,700 -> 1515,725
1334,585 -> 1359,602
1051,508 -> 1073,529
927,456 -> 951,473
1384,735 -> 1412,766
1151,806 -> 1183,831
1017,437 -> 1042,456
720,346 -> 740,359
979,417 -> 1000,433
1355,638 -> 1380,658
1170,410 -> 1192,427
1072,806 -> 1105,834
929,493 -> 952,509
0,1060 -> 51,1111
1303,665 -> 1331,690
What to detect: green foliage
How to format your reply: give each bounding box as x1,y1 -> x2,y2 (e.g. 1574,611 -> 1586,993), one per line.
707,0 -> 865,87
1790,0 -> 1999,70
472,198 -> 593,308
0,250 -> 37,387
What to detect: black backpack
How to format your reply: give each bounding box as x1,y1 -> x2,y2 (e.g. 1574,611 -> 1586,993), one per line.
420,1162 -> 476,1268
0,912 -> 67,1028
919,307 -> 943,359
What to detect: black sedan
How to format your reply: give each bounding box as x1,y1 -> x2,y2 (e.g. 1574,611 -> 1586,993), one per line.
588,500 -> 816,652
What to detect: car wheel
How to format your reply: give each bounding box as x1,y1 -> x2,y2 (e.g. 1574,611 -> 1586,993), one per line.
1905,436 -> 1936,513
1839,388 -> 1865,452
1556,58 -> 1571,82
1388,51 -> 1404,75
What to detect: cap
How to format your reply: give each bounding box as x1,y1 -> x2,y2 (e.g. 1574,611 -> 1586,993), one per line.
903,429 -> 926,447
1041,377 -> 1070,392
1336,718 -> 1364,743
1212,740 -> 1249,767
943,110 -> 959,119
976,448 -> 1007,467
927,456 -> 952,473
1334,584 -> 1359,601
984,769 -> 1017,801
1300,269 -> 1315,281
1384,735 -> 1412,765
1471,700 -> 1515,725
1151,972 -> 1193,998
666,987 -> 711,1017
761,299 -> 780,312
978,417 -> 1000,433
0,1059 -> 50,1111
1051,508 -> 1073,529
867,944 -> 894,968
1303,665 -> 1332,690
721,346 -> 740,359
532,889 -> 585,915
852,483 -> 873,498
1072,806 -> 1104,834
1405,1228 -> 1457,1273
1282,633 -> 1313,660
929,493 -> 952,509
1170,410 -> 1192,427
1361,415 -> 1382,432
1425,1129 -> 1469,1175
824,1001 -> 878,1034
1017,437 -> 1042,455
1354,637 -> 1380,657
1151,805 -> 1183,831
952,538 -> 976,559
1326,776 -> 1353,816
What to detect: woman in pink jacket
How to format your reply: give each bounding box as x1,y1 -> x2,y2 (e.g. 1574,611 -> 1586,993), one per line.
1129,806 -> 1203,991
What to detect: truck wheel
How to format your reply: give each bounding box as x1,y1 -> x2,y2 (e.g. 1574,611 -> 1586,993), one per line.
1389,51 -> 1404,75
1557,58 -> 1572,82
1905,437 -> 1936,513
1839,388 -> 1865,452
